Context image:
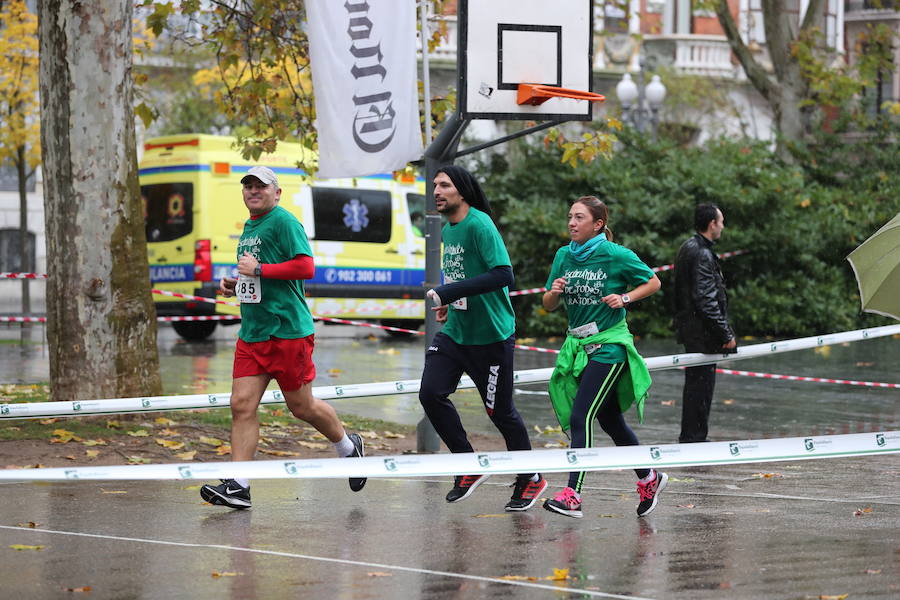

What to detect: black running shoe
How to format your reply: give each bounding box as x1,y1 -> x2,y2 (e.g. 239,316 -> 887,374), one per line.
200,479 -> 251,509
445,474 -> 490,503
505,474 -> 548,512
636,470 -> 668,517
347,433 -> 367,492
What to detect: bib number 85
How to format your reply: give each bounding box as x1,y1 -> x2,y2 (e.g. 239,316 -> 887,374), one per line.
237,274 -> 261,303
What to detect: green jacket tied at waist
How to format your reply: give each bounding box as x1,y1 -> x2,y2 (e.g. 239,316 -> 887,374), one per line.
548,318 -> 651,432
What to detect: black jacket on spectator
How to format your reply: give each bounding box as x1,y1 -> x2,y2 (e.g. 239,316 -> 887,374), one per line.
673,233 -> 735,353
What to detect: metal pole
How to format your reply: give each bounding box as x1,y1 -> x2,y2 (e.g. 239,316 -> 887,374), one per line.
419,1 -> 433,144
637,58 -> 647,135
417,112 -> 468,453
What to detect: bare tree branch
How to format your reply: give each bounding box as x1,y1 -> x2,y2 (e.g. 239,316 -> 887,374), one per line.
715,0 -> 776,102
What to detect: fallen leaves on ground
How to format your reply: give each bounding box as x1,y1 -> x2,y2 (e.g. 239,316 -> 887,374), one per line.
216,445 -> 232,456
818,594 -> 848,600
9,544 -> 44,551
199,436 -> 225,447
752,472 -> 783,479
84,450 -> 100,460
211,571 -> 240,578
296,441 -> 328,450
50,429 -> 82,444
155,438 -> 185,450
100,489 -> 127,494
17,522 -> 40,528
383,431 -> 404,439
175,451 -> 197,461
864,568 -> 881,574
660,400 -> 674,406
127,456 -> 151,465
853,507 -> 873,516
722,399 -> 735,405
81,439 -> 108,446
62,587 -> 91,593
258,449 -> 300,457
677,504 -> 696,509
126,430 -> 149,437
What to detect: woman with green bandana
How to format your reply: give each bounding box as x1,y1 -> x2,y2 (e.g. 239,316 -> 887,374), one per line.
542,196 -> 666,519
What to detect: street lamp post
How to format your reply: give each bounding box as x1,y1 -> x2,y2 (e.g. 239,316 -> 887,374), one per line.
615,59 -> 667,138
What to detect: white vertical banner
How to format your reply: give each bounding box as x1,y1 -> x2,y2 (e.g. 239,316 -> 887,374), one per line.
306,0 -> 424,178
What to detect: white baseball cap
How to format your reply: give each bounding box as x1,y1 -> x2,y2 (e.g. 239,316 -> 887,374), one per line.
240,166 -> 279,187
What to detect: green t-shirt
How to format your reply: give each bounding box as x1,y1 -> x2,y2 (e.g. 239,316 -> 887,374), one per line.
237,205 -> 315,342
546,241 -> 654,363
440,208 -> 515,345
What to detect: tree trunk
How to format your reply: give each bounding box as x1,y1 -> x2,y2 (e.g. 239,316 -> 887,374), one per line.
38,0 -> 162,401
16,144 -> 29,316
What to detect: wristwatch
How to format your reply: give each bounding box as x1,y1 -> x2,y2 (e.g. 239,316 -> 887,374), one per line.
621,294 -> 631,305
254,265 -> 262,277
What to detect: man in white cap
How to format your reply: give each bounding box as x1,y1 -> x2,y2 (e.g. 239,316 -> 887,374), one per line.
200,166 -> 366,509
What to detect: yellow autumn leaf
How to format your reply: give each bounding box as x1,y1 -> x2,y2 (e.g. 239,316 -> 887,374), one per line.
376,348 -> 398,355
158,428 -> 178,437
9,545 -> 44,551
383,431 -> 405,439
358,431 -> 378,439
175,451 -> 197,461
82,439 -> 108,446
211,571 -> 239,578
100,489 -> 127,494
199,436 -> 224,447
258,449 -> 300,457
297,441 -> 328,450
327,368 -> 343,376
499,575 -> 538,581
39,418 -> 58,425
156,438 -> 185,450
548,568 -> 569,581
216,445 -> 232,456
126,429 -> 149,437
367,572 -> 393,577
155,417 -> 176,426
17,522 -> 40,528
818,595 -> 849,600
127,456 -> 151,464
85,450 -> 100,459
106,420 -> 122,429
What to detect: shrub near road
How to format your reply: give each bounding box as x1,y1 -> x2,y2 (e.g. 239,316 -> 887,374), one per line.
477,127 -> 899,339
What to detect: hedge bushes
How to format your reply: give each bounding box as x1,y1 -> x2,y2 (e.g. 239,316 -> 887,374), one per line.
474,127 -> 899,339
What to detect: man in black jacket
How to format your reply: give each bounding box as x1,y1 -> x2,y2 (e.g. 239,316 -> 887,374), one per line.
673,204 -> 737,443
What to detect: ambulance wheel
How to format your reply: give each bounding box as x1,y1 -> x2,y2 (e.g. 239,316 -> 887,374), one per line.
172,320 -> 218,341
380,320 -> 422,338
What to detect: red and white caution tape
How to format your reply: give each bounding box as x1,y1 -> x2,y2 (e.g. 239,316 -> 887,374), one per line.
0,272 -> 47,279
717,368 -> 900,389
0,316 -> 46,323
508,250 -> 749,296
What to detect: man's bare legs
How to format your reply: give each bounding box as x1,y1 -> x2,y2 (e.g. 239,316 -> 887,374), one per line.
229,374 -> 270,461
282,382 -> 346,442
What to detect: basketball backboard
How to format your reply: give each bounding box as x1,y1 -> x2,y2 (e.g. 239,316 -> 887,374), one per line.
458,0 -> 594,121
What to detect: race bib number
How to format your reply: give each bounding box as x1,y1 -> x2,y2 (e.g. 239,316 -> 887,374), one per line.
444,276 -> 467,311
236,274 -> 261,303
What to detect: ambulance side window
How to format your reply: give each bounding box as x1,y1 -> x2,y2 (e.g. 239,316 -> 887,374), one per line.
311,187 -> 391,243
142,183 -> 193,242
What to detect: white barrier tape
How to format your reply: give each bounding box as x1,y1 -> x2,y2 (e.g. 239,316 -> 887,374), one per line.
508,250 -> 750,296
0,431 -> 896,482
717,368 -> 900,389
3,324 -> 899,420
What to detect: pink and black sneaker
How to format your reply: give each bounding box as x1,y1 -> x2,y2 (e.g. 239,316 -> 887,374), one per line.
636,470 -> 668,517
543,486 -> 583,518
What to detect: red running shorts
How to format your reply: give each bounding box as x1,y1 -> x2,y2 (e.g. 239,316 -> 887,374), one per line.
233,335 -> 316,392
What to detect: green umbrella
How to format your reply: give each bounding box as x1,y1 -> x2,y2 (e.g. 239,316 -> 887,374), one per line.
847,212 -> 900,321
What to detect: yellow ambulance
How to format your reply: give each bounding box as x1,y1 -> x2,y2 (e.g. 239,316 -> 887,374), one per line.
139,134 -> 427,340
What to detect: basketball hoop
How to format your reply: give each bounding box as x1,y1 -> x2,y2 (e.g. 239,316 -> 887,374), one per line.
516,83 -> 606,107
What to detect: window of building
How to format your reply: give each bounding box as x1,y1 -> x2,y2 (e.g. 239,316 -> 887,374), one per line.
0,229 -> 36,272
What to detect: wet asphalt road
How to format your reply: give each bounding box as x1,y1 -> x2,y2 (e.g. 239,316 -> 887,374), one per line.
1,455 -> 897,599
0,323 -> 898,598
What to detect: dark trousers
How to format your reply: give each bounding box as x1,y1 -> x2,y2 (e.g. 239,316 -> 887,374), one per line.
419,332 -> 531,455
680,363 -> 717,443
567,361 -> 649,492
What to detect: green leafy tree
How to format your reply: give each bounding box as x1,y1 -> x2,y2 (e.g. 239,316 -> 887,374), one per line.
0,0 -> 39,311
